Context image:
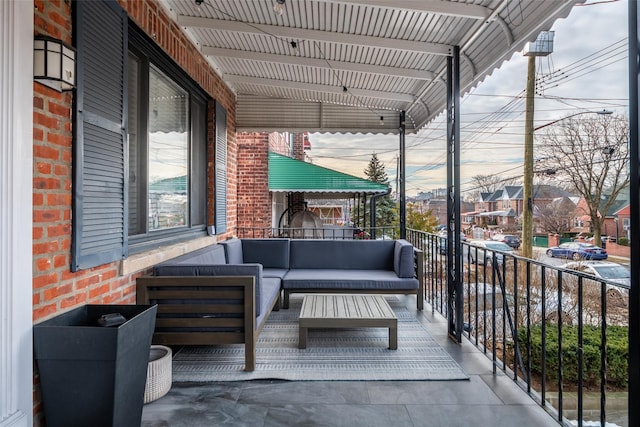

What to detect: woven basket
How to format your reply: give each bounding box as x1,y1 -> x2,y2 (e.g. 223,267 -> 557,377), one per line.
144,345 -> 172,404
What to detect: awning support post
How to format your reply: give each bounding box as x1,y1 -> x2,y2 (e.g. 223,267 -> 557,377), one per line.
399,111 -> 406,239
446,46 -> 462,343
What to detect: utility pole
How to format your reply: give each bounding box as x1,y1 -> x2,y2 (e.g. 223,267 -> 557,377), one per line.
522,31 -> 554,258
522,54 -> 535,259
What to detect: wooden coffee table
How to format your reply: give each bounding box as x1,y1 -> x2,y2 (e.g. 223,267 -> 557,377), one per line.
298,294 -> 397,349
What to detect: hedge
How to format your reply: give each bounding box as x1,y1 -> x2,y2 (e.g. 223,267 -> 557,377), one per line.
517,324 -> 628,388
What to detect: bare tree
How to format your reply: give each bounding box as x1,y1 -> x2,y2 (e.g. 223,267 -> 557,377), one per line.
537,113 -> 629,246
536,197 -> 576,235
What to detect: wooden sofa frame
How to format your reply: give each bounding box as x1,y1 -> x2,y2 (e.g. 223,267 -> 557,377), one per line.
136,275 -> 278,371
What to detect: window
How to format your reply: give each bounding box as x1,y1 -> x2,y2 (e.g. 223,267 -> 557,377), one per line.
127,26 -> 208,253
72,2 -> 211,270
128,60 -> 190,234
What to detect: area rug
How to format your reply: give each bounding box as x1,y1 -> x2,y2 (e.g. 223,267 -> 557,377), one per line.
171,296 -> 469,382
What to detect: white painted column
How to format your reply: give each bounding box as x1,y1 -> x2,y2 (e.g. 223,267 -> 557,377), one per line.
0,1 -> 34,426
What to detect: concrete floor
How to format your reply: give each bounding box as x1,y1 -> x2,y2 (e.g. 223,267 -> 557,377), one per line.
141,296 -> 561,427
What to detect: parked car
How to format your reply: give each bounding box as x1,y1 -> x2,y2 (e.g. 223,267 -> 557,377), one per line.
466,240 -> 514,265
491,234 -> 520,249
559,261 -> 630,288
436,232 -> 467,255
546,242 -> 608,261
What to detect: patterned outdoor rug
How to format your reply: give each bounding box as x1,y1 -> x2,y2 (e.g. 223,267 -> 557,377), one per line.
172,296 -> 469,382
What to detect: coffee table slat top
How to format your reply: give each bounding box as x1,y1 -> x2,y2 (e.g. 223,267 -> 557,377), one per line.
299,294 -> 396,328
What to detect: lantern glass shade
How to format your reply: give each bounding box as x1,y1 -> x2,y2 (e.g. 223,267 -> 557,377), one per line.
34,36 -> 76,92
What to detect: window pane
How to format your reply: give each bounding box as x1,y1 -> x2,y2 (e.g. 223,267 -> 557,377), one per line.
148,66 -> 189,231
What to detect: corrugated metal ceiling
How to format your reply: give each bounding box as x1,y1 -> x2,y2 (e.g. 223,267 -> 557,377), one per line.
160,0 -> 583,134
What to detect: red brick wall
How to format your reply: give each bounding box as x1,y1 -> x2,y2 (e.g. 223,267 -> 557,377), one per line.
237,133 -> 272,236
32,0 -> 236,318
33,1 -> 237,424
293,132 -> 306,160
234,132 -> 313,234
269,132 -> 291,156
605,241 -> 630,258
33,1 -> 128,324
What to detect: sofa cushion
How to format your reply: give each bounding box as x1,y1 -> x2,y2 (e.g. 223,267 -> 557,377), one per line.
255,277 -> 281,329
220,239 -> 243,264
152,263 -> 264,317
289,240 -> 395,270
156,244 -> 226,266
262,268 -> 289,280
241,238 -> 290,269
282,269 -> 419,290
394,239 -> 415,278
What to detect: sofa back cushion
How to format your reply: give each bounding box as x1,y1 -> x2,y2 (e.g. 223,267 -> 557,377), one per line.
152,263 -> 264,317
155,244 -> 227,267
241,238 -> 290,269
220,239 -> 243,264
289,239 -> 394,270
394,239 -> 415,278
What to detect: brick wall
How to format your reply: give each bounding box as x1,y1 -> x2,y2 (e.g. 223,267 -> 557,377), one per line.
33,1 -> 237,424
32,0 -> 237,319
604,241 -> 631,258
269,132 -> 291,156
237,133 -> 272,235
293,132 -> 306,160
33,0 -> 237,321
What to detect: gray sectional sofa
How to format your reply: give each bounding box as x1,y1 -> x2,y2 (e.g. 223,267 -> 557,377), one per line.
136,244 -> 282,371
219,238 -> 423,311
136,238 -> 423,371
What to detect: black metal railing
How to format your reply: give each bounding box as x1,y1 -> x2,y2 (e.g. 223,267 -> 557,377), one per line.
236,227 -> 629,425
407,229 -> 630,427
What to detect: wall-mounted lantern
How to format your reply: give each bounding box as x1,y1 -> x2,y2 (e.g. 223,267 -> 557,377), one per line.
34,35 -> 76,92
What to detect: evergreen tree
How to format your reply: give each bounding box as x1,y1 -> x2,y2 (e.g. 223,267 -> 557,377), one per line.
405,204 -> 439,232
359,153 -> 396,230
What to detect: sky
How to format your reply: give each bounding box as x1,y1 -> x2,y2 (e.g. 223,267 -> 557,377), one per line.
307,0 -> 629,197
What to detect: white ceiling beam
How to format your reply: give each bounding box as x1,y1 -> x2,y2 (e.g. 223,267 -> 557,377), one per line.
225,75 -> 416,103
202,46 -> 434,80
177,16 -> 453,56
310,0 -> 492,20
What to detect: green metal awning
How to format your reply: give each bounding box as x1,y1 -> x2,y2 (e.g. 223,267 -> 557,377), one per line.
269,152 -> 388,197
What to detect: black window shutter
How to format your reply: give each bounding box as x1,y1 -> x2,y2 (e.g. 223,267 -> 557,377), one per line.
72,1 -> 127,271
215,102 -> 227,234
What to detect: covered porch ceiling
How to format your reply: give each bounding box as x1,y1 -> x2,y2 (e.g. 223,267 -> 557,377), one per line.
160,0 -> 582,134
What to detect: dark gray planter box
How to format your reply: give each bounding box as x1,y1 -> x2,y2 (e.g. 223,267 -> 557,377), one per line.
34,304 -> 157,427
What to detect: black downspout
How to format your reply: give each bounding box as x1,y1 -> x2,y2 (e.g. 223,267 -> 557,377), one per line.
628,2 -> 639,425
362,195 -> 367,230
399,111 -> 406,239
